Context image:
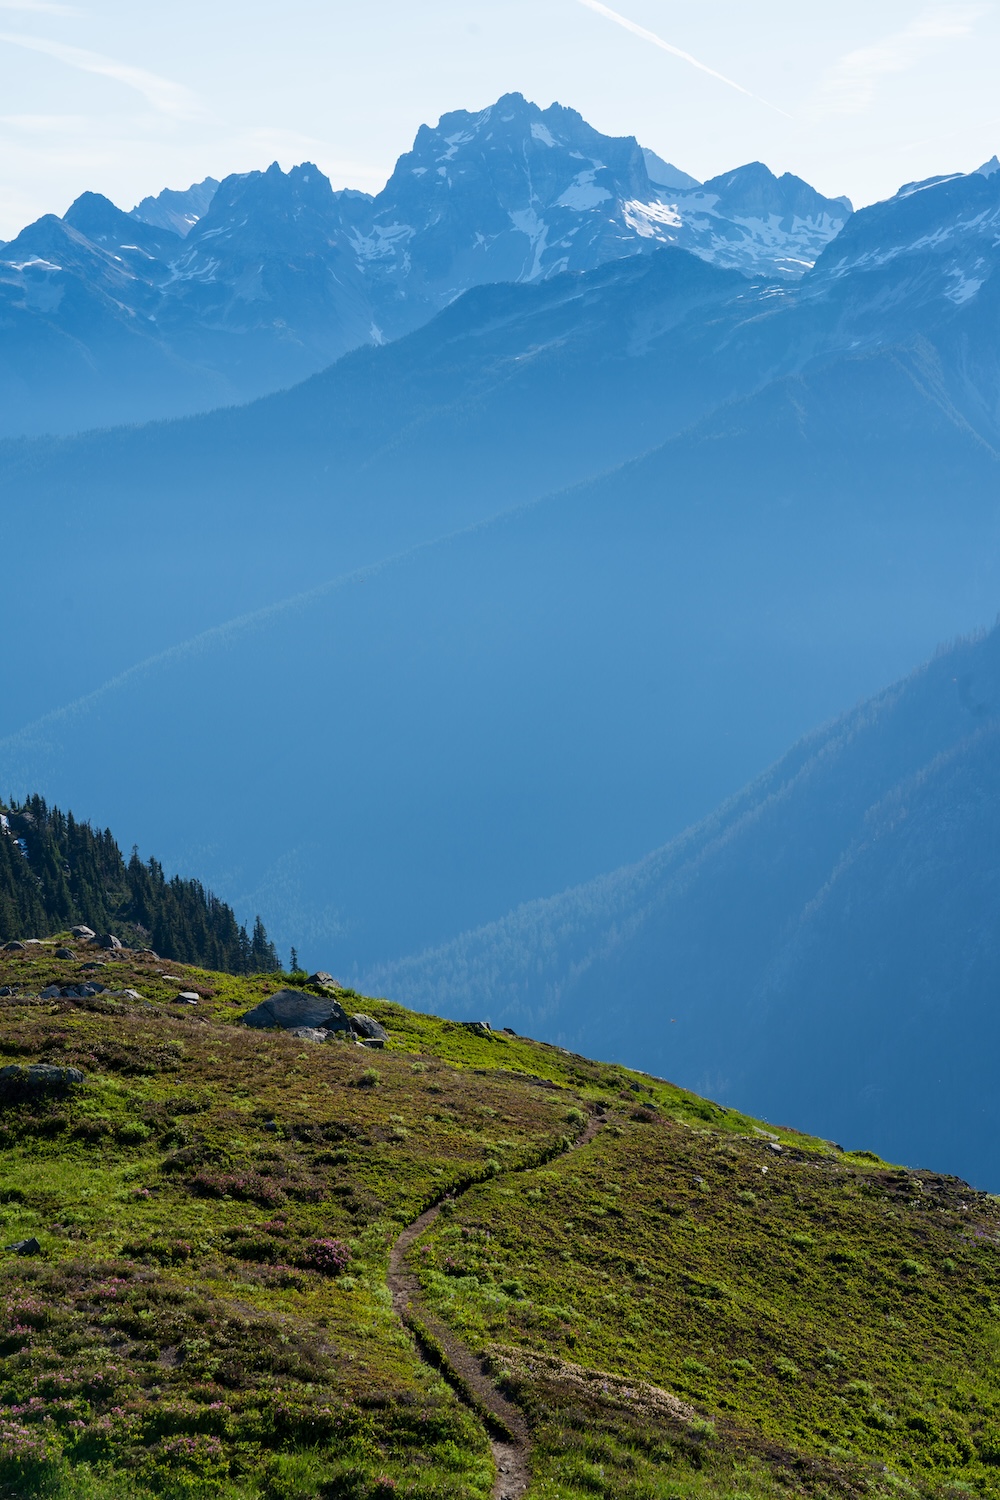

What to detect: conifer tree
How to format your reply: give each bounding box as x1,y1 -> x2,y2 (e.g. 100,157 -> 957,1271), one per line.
0,796 -> 280,975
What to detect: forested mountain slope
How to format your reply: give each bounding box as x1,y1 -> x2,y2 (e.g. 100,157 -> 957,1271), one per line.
5,342 -> 998,981
370,625 -> 1000,1188
0,797 -> 278,973
0,246 -> 762,721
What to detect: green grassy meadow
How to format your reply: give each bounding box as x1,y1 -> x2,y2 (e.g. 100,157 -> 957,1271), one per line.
0,941 -> 997,1499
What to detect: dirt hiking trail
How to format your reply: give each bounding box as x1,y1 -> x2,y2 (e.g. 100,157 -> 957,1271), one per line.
387,1108 -> 607,1499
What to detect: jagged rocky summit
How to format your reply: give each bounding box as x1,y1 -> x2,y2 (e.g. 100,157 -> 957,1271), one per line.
0,92 -> 850,435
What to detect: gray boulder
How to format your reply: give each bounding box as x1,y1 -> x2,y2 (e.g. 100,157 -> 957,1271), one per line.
175,992 -> 200,1005
71,926 -> 96,940
351,1014 -> 389,1043
2,941 -> 25,952
308,971 -> 339,988
240,988 -> 352,1033
289,1026 -> 329,1042
5,1238 -> 40,1257
40,986 -> 63,999
94,934 -> 123,950
0,1064 -> 85,1094
55,948 -> 74,960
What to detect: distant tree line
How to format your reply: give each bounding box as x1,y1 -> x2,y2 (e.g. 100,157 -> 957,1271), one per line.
0,794 -> 279,974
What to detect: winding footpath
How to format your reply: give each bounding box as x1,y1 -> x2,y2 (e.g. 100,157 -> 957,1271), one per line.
387,1109 -> 607,1500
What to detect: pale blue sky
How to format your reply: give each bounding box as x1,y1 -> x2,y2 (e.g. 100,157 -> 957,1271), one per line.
1,0 -> 998,238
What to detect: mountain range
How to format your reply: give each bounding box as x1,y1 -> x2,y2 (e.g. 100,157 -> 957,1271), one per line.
4,158 -> 1000,956
4,97 -> 1000,1179
0,92 -> 851,436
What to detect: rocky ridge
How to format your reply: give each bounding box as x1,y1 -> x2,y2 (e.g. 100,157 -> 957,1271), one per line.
0,93 -> 850,434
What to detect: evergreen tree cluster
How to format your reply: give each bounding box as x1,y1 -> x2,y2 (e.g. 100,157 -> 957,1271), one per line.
0,795 -> 279,974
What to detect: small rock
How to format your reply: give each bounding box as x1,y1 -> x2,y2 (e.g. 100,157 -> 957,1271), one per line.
461,1021 -> 493,1038
2,941 -> 25,952
93,934 -> 123,950
71,926 -> 96,940
351,1014 -> 389,1043
288,1026 -> 329,1042
0,986 -> 16,997
44,983 -> 106,1000
768,1142 -> 783,1154
80,963 -> 104,971
359,1037 -> 386,1049
22,940 -> 42,946
5,1238 -> 41,1257
107,989 -> 143,1002
176,992 -> 200,1005
263,1120 -> 279,1132
55,948 -> 75,960
161,975 -> 183,982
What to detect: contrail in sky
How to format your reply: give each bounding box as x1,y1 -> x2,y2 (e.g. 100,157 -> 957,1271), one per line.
0,33 -> 204,118
574,0 -> 793,119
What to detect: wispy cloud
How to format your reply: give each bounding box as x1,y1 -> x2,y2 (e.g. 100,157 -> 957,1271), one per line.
815,4 -> 991,117
0,32 -> 203,119
0,2 -> 81,12
573,0 -> 793,118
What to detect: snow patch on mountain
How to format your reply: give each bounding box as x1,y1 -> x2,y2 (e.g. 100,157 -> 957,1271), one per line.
530,122 -> 558,148
556,171 -> 612,211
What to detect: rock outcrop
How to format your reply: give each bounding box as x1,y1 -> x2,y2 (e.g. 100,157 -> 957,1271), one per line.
239,989 -> 353,1034
0,1064 -> 85,1094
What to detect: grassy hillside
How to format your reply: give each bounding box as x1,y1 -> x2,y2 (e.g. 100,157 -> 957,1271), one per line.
0,940 -> 998,1500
